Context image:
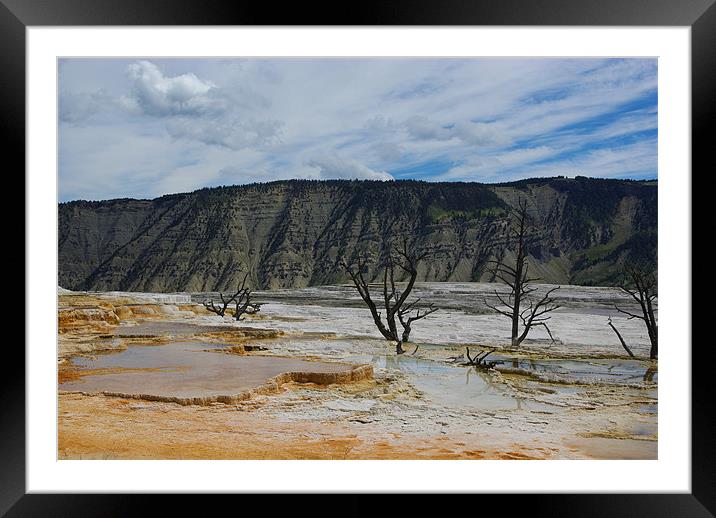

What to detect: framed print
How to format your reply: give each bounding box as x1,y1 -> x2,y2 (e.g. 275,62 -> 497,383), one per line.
5,0 -> 713,514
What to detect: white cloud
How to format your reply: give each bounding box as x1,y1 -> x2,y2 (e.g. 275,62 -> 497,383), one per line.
451,121 -> 510,147
546,139 -> 657,179
403,115 -> 452,141
59,125 -> 198,200
403,116 -> 507,147
58,57 -> 657,201
364,115 -> 398,133
120,60 -> 216,117
371,141 -> 404,162
306,156 -> 394,181
441,146 -> 555,181
59,90 -> 112,124
116,60 -> 285,151
441,139 -> 656,183
165,117 -> 284,150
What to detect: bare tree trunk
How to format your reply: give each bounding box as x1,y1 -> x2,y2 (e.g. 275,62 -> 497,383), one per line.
645,297 -> 658,359
615,263 -> 658,360
342,238 -> 438,355
396,340 -> 405,355
484,199 -> 560,349
510,201 -> 528,347
401,322 -> 411,343
397,299 -> 436,344
607,317 -> 635,358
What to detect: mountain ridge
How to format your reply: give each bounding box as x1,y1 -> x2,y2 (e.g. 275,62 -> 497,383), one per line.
58,176 -> 657,292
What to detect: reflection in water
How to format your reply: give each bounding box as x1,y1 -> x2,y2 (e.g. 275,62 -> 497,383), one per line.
466,366 -> 527,410
494,354 -> 658,385
346,352 -> 656,414
355,353 -> 552,412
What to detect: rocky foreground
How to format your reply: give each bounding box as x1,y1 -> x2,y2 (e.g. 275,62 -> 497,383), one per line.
58,284 -> 657,460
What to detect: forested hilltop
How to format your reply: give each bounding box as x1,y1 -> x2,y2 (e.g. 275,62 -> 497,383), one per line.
59,176 -> 657,292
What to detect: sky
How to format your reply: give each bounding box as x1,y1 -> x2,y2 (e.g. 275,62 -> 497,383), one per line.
58,58 -> 657,202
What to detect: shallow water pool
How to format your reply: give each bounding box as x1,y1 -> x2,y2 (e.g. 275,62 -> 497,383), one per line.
61,342 -> 354,399
346,354 -> 555,412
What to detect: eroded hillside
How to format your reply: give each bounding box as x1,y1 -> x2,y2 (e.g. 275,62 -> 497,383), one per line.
59,177 -> 656,292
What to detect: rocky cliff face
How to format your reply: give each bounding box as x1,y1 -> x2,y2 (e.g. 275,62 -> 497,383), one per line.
58,177 -> 657,292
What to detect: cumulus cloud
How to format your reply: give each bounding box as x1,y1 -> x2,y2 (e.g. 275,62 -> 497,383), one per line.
117,60 -> 284,151
306,156 -> 394,181
120,60 -> 216,117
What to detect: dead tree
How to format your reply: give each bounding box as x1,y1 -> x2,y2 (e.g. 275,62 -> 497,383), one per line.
232,274 -> 262,321
484,199 -> 561,348
342,238 -> 438,354
615,263 -> 658,360
203,292 -> 235,317
607,317 -> 635,358
397,298 -> 438,343
203,272 -> 261,320
462,347 -> 503,369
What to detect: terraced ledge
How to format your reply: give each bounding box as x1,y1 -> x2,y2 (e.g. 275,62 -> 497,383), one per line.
62,364 -> 373,406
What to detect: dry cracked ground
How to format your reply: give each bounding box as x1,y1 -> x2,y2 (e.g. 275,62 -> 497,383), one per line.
57,284 -> 657,460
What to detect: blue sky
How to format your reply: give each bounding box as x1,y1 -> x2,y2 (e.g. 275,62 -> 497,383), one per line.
58,58 -> 657,201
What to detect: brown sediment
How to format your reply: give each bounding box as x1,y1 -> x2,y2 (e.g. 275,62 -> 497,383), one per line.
61,364 -> 373,406
195,328 -> 283,344
58,303 -> 170,335
116,335 -> 171,346
578,430 -> 657,442
57,393 -> 547,460
564,436 -> 658,459
59,292 -> 211,336
58,329 -> 281,366
115,304 -> 167,318
215,344 -> 248,355
58,294 -> 282,358
495,451 -> 541,460
58,307 -> 120,334
177,304 -> 207,314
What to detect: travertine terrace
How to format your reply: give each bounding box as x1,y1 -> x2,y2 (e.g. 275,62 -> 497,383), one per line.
58,283 -> 657,460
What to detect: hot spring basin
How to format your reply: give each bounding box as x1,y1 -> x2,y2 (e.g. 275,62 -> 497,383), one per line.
60,342 -> 372,405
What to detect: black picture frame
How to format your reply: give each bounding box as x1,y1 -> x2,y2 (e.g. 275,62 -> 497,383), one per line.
4,0 -> 711,514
